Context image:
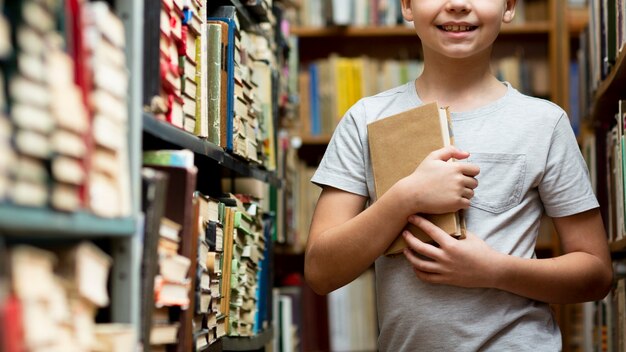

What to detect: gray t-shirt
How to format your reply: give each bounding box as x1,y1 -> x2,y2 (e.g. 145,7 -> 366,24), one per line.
311,81 -> 598,351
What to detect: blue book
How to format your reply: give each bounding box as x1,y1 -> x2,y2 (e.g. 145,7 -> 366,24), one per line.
208,6 -> 237,151
254,214 -> 274,334
309,64 -> 321,136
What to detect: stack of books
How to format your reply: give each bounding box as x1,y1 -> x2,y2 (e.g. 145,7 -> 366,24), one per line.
193,194 -> 227,347
84,2 -> 132,218
151,217 -> 190,348
10,243 -> 116,350
8,1 -> 67,206
1,0 -> 131,218
156,0 -> 185,128
180,0 -> 207,137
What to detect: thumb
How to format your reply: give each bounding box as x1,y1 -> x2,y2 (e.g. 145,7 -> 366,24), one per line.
429,146 -> 470,161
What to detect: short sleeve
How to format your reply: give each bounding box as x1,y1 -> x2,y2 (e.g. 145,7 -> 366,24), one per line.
539,114 -> 599,217
311,103 -> 369,197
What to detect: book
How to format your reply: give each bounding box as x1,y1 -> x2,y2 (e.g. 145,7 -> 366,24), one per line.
206,22 -> 222,144
140,167 -> 169,351
56,242 -> 113,307
146,164 -> 198,352
143,149 -> 195,169
208,6 -> 237,151
160,254 -> 192,283
367,102 -> 466,256
93,324 -> 136,352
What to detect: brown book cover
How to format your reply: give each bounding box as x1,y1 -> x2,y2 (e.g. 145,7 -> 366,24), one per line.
367,102 -> 465,256
220,206 -> 235,328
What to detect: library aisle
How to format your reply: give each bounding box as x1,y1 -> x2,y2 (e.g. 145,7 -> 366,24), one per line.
0,0 -> 624,351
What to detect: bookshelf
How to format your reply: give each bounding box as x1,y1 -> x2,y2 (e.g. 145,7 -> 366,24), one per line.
222,327 -> 274,351
143,113 -> 283,187
575,0 -> 626,349
293,0 -> 573,132
590,48 -> 626,123
0,0 -> 291,350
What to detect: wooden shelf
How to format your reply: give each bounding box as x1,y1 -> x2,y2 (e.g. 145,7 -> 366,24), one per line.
567,6 -> 589,35
275,0 -> 300,9
610,237 -> 626,253
142,113 -> 283,187
292,22 -> 552,37
501,21 -> 552,34
222,328 -> 273,351
0,205 -> 136,238
298,135 -> 332,145
590,44 -> 626,124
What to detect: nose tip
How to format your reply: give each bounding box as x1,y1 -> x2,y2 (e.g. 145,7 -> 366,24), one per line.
445,0 -> 472,12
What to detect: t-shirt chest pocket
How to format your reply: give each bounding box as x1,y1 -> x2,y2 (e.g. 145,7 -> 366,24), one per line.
467,153 -> 527,213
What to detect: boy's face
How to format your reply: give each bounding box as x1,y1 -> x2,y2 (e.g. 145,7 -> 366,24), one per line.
401,0 -> 516,60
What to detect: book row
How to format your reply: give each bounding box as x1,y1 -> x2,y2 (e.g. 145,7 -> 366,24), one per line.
0,241 -> 136,351
0,0 -> 131,217
579,0 -> 626,116
297,54 -> 549,138
140,149 -> 273,351
590,262 -> 626,351
142,1 -> 280,170
602,100 -> 626,245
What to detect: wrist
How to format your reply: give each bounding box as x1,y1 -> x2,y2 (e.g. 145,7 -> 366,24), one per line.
391,177 -> 423,216
490,252 -> 512,290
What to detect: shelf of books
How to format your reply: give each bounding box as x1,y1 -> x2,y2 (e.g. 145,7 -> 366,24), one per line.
143,113 -> 283,188
1,0 -> 298,350
590,46 -> 626,124
576,0 -> 626,350
0,0 -> 144,349
138,0 -> 297,350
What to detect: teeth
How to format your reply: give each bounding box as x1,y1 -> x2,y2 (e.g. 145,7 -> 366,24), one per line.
443,25 -> 473,32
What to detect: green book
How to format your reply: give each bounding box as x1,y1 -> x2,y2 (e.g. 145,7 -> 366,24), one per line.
142,149 -> 195,169
207,23 -> 222,145
233,211 -> 253,236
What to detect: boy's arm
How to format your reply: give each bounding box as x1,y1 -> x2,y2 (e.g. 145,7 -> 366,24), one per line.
403,209 -> 612,303
497,209 -> 612,303
304,186 -> 412,295
305,147 -> 480,295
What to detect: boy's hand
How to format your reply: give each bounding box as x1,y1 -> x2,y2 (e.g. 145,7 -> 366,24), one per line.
401,146 -> 480,214
402,215 -> 505,289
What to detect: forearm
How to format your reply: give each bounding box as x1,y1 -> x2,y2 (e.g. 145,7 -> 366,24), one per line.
305,192 -> 411,295
493,251 -> 613,304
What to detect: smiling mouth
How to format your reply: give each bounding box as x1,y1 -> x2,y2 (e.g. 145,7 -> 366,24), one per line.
437,25 -> 477,32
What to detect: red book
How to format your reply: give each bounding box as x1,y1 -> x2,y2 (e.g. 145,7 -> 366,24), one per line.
1,295 -> 24,352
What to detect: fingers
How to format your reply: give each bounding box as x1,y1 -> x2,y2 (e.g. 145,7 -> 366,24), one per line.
462,187 -> 474,200
402,230 -> 441,259
429,146 -> 470,162
458,163 -> 480,177
463,175 -> 479,189
407,215 -> 455,246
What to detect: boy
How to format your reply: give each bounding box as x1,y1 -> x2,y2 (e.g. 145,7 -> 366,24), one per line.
304,0 -> 613,350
